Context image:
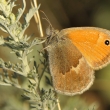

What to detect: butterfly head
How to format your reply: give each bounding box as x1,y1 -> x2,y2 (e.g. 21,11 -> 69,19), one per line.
45,26 -> 60,46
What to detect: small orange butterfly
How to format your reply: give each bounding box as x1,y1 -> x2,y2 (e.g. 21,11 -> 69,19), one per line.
45,26 -> 110,96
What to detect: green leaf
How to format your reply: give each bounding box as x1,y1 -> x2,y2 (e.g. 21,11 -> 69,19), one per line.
25,5 -> 40,23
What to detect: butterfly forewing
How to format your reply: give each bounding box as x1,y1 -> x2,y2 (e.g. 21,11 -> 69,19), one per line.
60,27 -> 110,69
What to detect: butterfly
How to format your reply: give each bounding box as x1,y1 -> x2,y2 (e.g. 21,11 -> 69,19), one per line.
45,27 -> 110,96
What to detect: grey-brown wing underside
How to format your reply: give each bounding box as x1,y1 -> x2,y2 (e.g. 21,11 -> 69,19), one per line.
47,37 -> 94,96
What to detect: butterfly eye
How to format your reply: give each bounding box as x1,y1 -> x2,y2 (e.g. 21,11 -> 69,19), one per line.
105,40 -> 110,45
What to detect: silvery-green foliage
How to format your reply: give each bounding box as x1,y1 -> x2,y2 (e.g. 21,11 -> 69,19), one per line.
0,0 -> 56,110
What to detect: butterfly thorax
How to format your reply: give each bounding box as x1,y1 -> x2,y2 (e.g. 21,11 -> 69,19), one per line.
45,27 -> 62,46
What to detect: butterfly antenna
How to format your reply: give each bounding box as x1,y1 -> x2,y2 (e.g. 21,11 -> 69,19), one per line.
40,10 -> 53,28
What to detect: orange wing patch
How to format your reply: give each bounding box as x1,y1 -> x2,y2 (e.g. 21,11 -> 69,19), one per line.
67,28 -> 110,69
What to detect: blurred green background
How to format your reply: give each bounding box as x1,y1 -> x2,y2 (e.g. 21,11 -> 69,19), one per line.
1,0 -> 110,110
